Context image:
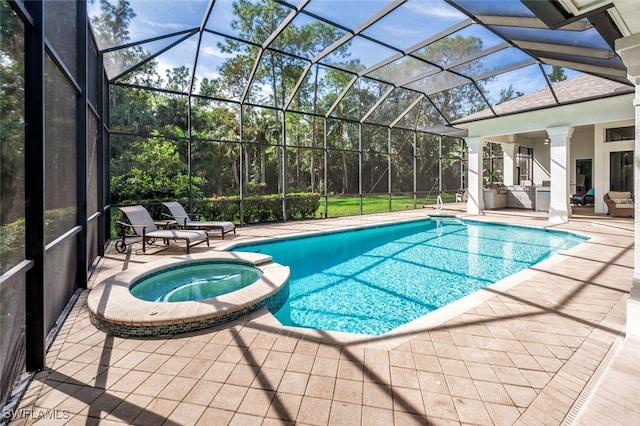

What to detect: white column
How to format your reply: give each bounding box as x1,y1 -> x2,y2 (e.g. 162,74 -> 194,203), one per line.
466,137 -> 484,214
616,33 -> 640,338
546,126 -> 574,224
502,143 -> 516,186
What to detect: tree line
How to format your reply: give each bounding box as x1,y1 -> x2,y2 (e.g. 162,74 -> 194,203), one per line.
95,0 -> 554,213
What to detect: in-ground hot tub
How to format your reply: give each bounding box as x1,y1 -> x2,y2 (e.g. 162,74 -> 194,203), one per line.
88,252 -> 289,337
130,262 -> 264,303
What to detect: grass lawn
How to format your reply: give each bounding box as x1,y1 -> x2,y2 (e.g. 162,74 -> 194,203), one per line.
109,194 -> 459,237
319,194 -> 456,217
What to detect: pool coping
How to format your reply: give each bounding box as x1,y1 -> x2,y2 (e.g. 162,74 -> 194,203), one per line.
87,252 -> 290,337
219,214 -> 591,251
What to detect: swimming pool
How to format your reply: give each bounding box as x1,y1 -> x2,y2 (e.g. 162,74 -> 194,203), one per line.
231,217 -> 587,335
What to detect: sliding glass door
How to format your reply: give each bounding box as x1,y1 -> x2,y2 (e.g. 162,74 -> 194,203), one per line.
610,151 -> 633,192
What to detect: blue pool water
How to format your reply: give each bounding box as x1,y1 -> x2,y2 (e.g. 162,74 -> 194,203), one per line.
130,262 -> 263,303
232,218 -> 587,335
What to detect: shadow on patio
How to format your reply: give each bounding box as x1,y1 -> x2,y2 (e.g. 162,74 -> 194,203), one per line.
10,208 -> 638,425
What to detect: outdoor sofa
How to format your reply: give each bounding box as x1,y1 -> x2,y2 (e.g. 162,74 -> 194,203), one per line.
603,191 -> 634,217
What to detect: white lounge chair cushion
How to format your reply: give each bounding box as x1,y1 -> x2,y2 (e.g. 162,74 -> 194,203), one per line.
162,201 -> 235,233
147,229 -> 207,242
187,221 -> 235,232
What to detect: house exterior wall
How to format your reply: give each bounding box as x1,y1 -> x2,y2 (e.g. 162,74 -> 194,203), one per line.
532,139 -> 551,186
461,94 -> 634,220
513,136 -> 550,187
462,94 -> 634,139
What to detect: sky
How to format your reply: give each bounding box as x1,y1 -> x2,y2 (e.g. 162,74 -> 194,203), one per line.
88,0 -> 615,119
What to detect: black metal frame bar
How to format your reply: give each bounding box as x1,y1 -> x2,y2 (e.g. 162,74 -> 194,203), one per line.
76,0 -> 88,287
24,0 -> 46,372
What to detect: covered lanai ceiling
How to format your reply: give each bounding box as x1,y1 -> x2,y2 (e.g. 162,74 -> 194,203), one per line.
89,0 -> 634,138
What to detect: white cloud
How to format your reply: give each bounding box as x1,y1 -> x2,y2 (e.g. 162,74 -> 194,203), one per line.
405,1 -> 466,20
201,45 -> 234,59
137,18 -> 188,31
197,68 -> 222,82
155,57 -> 181,77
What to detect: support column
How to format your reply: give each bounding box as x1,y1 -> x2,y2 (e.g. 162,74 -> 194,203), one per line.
546,126 -> 574,224
466,137 -> 484,214
616,33 -> 640,338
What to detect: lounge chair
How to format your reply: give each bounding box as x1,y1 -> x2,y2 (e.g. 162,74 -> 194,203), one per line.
162,201 -> 236,239
604,191 -> 634,217
570,188 -> 594,206
116,205 -> 209,254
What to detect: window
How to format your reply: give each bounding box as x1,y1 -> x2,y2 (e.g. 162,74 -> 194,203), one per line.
517,146 -> 533,185
605,126 -> 634,142
483,142 -> 503,184
610,151 -> 633,192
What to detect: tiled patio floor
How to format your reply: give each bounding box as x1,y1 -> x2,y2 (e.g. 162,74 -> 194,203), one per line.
8,207 -> 640,425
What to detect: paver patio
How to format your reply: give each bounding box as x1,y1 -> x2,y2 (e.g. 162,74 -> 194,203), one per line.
8,206 -> 640,425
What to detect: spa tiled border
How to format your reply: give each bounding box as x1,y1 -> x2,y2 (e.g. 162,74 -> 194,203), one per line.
87,252 -> 290,337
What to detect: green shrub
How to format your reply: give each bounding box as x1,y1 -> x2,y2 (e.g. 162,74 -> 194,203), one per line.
0,218 -> 25,274
193,192 -> 319,223
285,193 -> 320,219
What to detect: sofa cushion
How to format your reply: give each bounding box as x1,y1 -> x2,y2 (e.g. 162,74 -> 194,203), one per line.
611,198 -> 633,204
608,191 -> 632,199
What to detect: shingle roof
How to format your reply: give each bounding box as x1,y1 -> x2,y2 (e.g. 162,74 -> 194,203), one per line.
456,73 -> 633,123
